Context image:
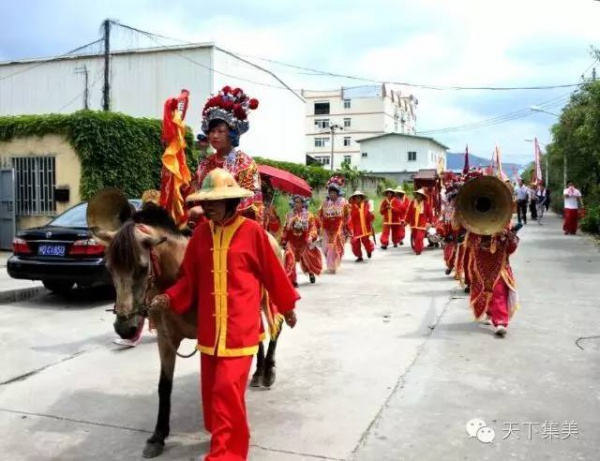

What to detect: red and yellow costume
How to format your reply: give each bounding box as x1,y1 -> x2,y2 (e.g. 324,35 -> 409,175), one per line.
263,204 -> 282,237
396,192 -> 410,244
195,151 -> 264,222
166,210 -> 299,460
159,91 -> 192,228
466,230 -> 519,327
319,177 -> 350,273
379,192 -> 403,248
349,196 -> 375,259
406,195 -> 433,255
281,207 -> 323,285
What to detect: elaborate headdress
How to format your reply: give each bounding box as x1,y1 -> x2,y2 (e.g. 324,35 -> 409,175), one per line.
326,175 -> 346,194
289,194 -> 309,208
201,85 -> 259,139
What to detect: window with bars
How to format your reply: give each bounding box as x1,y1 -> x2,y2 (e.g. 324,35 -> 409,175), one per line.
314,137 -> 330,148
11,156 -> 56,216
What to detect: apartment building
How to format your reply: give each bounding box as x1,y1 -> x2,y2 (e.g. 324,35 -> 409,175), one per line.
302,85 -> 418,169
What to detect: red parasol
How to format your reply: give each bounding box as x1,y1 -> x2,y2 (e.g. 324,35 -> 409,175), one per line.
258,164 -> 312,197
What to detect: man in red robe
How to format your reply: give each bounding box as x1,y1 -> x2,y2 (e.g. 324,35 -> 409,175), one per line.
151,169 -> 299,460
406,188 -> 433,255
466,226 -> 519,337
348,190 -> 375,262
379,188 -> 402,249
395,187 -> 410,245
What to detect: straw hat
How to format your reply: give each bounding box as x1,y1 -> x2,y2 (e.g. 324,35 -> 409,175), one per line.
186,168 -> 253,202
141,189 -> 161,205
350,190 -> 366,199
394,187 -> 406,195
414,188 -> 427,197
383,187 -> 396,194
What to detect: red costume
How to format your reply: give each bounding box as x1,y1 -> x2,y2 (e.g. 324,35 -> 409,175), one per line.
349,198 -> 375,260
406,198 -> 433,255
281,207 -> 323,285
319,177 -> 351,273
263,204 -> 282,237
397,194 -> 410,244
166,215 -> 299,460
466,230 -> 519,328
379,195 -> 403,248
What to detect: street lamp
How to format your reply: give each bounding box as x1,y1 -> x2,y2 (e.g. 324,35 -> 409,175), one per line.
529,106 -> 560,117
528,106 -> 567,189
322,123 -> 343,172
524,138 -> 549,184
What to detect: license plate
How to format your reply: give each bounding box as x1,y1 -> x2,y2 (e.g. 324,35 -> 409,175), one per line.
38,244 -> 66,256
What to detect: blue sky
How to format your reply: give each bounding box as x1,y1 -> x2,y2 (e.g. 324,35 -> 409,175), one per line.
2,0 -> 600,165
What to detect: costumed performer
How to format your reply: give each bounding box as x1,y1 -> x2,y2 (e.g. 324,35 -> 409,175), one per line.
348,190 -> 375,262
318,176 -> 351,274
281,195 -> 323,286
150,169 -> 299,460
406,188 -> 433,255
379,187 -> 403,249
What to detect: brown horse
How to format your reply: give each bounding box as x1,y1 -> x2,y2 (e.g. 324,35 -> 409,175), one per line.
94,204 -> 284,458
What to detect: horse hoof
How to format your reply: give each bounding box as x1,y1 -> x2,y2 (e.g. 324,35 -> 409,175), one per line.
262,367 -> 276,388
143,442 -> 165,458
249,374 -> 261,388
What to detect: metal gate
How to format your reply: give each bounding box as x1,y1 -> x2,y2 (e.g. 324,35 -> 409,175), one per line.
0,169 -> 16,250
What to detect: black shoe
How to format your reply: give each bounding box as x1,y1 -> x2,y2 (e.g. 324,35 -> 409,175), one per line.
293,282 -> 299,288
309,274 -> 316,284
393,244 -> 398,248
367,252 -> 372,259
464,286 -> 470,294
445,268 -> 452,275
380,245 -> 388,250
400,242 -> 404,245
355,257 -> 364,262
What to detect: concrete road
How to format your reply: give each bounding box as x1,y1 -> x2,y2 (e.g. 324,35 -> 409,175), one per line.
0,215 -> 598,460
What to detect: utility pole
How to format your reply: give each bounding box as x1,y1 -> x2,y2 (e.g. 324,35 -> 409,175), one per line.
102,19 -> 111,111
75,65 -> 89,109
327,123 -> 343,172
593,68 -> 597,82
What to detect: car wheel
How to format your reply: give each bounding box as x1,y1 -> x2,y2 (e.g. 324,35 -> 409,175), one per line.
42,281 -> 74,295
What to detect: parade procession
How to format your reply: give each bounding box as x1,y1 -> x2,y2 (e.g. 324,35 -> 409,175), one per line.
3,7 -> 600,460
73,86 -> 529,460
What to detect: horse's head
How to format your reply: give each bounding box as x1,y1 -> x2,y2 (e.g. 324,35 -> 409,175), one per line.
95,222 -> 167,340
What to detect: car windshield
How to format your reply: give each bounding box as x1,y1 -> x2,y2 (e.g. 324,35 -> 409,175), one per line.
47,200 -> 141,228
48,203 -> 88,228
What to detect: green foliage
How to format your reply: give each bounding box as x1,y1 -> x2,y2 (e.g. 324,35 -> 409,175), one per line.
0,110 -> 196,200
546,79 -> 600,233
376,177 -> 398,195
580,204 -> 600,234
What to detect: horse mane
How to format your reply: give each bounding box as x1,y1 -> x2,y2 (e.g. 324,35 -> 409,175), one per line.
132,203 -> 181,236
105,221 -> 142,275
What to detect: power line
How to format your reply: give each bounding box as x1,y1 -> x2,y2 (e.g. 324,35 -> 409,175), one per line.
111,21 -> 583,92
0,38 -> 104,83
57,67 -> 104,112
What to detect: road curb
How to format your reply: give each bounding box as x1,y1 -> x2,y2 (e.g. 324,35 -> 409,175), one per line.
0,286 -> 47,304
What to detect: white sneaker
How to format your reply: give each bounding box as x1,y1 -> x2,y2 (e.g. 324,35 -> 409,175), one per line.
494,325 -> 507,337
479,317 -> 492,326
113,338 -> 140,347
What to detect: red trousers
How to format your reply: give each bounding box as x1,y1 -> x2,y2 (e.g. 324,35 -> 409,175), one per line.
486,279 -> 510,327
380,225 -> 402,246
351,235 -> 375,258
563,209 -> 578,235
201,354 -> 253,461
411,229 -> 426,255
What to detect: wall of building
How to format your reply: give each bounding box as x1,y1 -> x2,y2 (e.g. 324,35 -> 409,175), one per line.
0,135 -> 81,230
358,135 -> 446,174
213,50 -> 305,164
0,46 -> 214,125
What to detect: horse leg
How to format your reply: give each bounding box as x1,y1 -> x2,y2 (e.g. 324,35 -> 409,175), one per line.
143,332 -> 180,458
249,342 -> 265,388
262,334 -> 280,388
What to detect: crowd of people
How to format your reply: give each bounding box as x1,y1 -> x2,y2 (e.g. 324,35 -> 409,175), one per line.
115,85 -> 586,460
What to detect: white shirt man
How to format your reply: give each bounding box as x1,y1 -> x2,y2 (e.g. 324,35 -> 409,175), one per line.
563,182 -> 583,235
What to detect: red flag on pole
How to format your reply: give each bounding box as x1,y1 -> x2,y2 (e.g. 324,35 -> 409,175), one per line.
533,138 -> 543,184
462,145 -> 470,174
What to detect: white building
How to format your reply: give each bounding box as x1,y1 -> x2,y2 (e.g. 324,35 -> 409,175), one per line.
302,84 -> 418,170
358,133 -> 448,183
0,44 -> 306,163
